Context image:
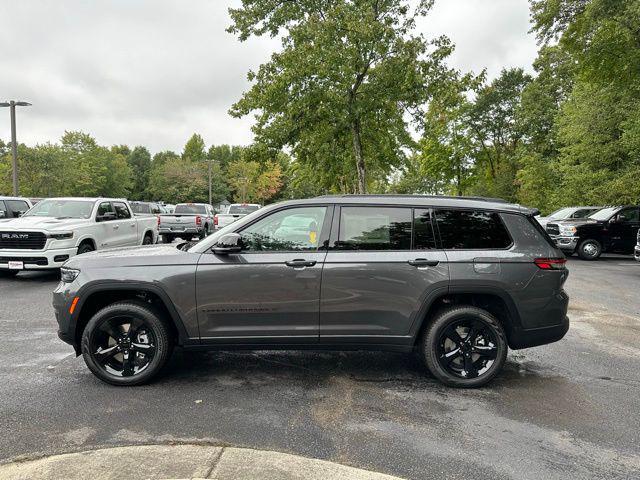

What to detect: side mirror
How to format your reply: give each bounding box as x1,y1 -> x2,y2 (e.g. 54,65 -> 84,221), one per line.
212,233 -> 243,255
97,212 -> 117,222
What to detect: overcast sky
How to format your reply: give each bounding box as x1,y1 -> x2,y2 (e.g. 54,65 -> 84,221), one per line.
0,0 -> 538,154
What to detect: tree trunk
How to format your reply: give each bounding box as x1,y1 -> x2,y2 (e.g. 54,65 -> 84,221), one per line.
351,118 -> 366,194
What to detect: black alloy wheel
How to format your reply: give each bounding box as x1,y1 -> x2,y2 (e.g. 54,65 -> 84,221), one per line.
81,301 -> 172,385
421,306 -> 507,388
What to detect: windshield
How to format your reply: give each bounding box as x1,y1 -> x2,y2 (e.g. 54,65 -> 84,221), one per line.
228,204 -> 260,214
589,207 -> 619,221
23,199 -> 94,219
175,204 -> 207,214
547,208 -> 573,220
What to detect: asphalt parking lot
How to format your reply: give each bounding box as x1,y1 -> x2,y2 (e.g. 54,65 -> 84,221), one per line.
1,256 -> 639,480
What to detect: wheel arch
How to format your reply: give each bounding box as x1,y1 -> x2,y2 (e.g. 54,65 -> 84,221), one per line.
76,236 -> 97,250
71,282 -> 192,353
412,287 -> 523,349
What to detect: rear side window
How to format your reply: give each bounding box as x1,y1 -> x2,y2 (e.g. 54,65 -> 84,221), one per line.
337,207 -> 411,250
435,209 -> 512,249
413,209 -> 436,250
0,201 -> 6,218
113,202 -> 131,219
175,204 -> 207,214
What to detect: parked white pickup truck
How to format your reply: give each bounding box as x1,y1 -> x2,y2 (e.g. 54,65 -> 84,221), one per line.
0,197 -> 158,275
214,203 -> 261,230
158,203 -> 215,243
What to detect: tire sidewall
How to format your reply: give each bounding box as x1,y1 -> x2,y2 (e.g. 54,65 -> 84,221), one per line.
422,306 -> 508,388
77,243 -> 95,255
81,302 -> 171,386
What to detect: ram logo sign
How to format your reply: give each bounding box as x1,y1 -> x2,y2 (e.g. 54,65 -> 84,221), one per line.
1,233 -> 29,240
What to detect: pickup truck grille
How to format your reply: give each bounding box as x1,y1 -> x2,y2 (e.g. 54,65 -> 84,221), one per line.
546,223 -> 560,236
0,231 -> 47,250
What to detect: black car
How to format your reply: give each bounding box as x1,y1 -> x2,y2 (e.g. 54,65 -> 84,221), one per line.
547,206 -> 640,260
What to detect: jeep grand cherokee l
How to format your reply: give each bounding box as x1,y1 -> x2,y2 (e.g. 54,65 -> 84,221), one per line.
53,195 -> 569,388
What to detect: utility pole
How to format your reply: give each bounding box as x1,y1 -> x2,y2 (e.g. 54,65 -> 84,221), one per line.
0,100 -> 31,196
208,158 -> 212,205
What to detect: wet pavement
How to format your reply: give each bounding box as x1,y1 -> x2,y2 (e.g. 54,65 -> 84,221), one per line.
1,255 -> 639,479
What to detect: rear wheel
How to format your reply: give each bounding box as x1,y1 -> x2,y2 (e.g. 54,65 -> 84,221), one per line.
142,233 -> 153,245
577,239 -> 601,260
162,234 -> 174,244
420,306 -> 507,388
81,301 -> 173,386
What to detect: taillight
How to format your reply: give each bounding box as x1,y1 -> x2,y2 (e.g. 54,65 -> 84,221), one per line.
534,258 -> 567,270
195,215 -> 202,226
214,214 -> 218,226
157,215 -> 160,227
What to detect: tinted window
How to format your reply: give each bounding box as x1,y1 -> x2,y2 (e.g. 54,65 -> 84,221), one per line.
0,201 -> 6,218
435,209 -> 512,249
6,200 -> 29,217
618,207 -> 639,222
241,207 -> 326,251
414,209 -> 436,250
337,207 -> 411,250
572,208 -> 598,219
113,202 -> 131,219
175,204 -> 207,214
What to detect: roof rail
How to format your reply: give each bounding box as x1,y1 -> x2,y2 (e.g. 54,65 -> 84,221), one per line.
314,194 -> 510,204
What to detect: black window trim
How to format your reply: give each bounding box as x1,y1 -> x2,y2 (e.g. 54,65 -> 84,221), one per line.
95,201 -> 116,221
229,203 -> 335,255
432,207 -> 514,251
113,201 -> 132,220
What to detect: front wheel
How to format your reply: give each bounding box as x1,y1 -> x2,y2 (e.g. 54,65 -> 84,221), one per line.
420,306 -> 508,388
81,301 -> 173,386
577,239 -> 602,260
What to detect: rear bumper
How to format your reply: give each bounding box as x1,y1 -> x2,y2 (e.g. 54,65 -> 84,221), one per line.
509,315 -> 570,349
0,246 -> 77,270
159,227 -> 201,234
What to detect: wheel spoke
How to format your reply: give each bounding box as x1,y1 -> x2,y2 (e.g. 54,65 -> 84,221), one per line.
473,344 -> 497,360
122,351 -> 136,377
463,355 -> 478,378
131,342 -> 154,352
440,347 -> 462,366
94,345 -> 119,363
443,325 -> 464,344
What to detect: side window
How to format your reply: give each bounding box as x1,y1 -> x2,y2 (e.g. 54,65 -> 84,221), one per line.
0,201 -> 7,218
435,209 -> 512,250
96,202 -> 114,219
618,208 -> 639,222
6,200 -> 29,217
241,207 -> 327,252
336,207 -> 411,251
113,202 -> 131,219
413,209 -> 436,250
150,204 -> 161,214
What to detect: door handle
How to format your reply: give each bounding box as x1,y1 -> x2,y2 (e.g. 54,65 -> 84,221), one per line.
285,259 -> 317,268
408,258 -> 439,267
130,223 -> 135,228
113,224 -> 120,230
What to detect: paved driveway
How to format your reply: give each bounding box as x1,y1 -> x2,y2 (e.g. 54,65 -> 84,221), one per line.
1,256 -> 639,479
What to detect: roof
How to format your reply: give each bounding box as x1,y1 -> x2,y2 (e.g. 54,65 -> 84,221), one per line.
32,197 -> 127,202
272,194 -> 535,214
0,196 -> 31,201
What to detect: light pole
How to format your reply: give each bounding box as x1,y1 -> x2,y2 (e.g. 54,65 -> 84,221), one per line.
0,100 -> 31,196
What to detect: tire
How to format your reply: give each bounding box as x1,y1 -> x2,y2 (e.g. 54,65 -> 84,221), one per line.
162,234 -> 174,244
142,233 -> 153,245
0,270 -> 19,278
81,301 -> 173,386
199,225 -> 210,240
420,306 -> 508,388
77,242 -> 95,255
577,239 -> 602,260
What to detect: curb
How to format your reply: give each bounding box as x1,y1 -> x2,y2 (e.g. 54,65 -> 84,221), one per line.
0,444 -> 405,480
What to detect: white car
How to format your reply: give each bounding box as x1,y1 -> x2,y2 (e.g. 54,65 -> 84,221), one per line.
0,197 -> 158,275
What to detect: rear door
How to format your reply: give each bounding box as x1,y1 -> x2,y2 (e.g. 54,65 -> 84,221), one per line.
608,207 -> 640,253
196,205 -> 332,342
112,201 -> 138,246
320,205 -> 449,343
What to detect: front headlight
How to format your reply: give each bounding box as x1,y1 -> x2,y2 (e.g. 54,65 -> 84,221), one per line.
48,232 -> 74,240
60,267 -> 80,283
559,225 -> 577,236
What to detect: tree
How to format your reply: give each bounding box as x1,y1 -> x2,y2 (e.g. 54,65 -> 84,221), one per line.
182,134 -> 207,162
208,144 -> 243,173
227,156 -> 282,204
127,146 -> 151,200
228,0 -> 453,193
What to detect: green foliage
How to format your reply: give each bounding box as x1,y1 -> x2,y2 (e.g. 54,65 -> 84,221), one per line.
182,134 -> 207,162
228,0 -> 453,193
126,146 -> 152,200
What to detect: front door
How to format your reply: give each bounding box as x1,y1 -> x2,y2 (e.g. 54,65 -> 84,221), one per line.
112,201 -> 138,247
320,206 -> 449,342
196,205 -> 332,342
608,207 -> 640,253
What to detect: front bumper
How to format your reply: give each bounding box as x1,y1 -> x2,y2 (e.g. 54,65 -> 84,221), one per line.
0,246 -> 78,270
634,244 -> 640,261
549,235 -> 578,252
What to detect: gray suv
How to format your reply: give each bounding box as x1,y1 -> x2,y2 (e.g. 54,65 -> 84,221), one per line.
53,195 -> 569,388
